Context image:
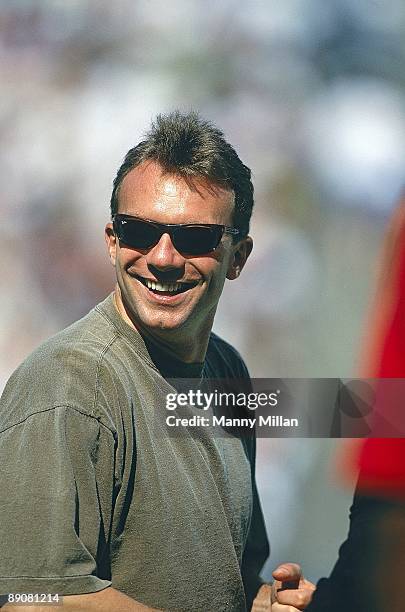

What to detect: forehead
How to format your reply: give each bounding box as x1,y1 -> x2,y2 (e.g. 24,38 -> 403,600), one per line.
118,160 -> 235,225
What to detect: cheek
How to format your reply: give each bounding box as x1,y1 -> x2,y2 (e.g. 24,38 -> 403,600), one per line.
196,260 -> 230,290
187,246 -> 230,278
207,248 -> 232,278
186,259 -> 217,281
117,248 -> 143,270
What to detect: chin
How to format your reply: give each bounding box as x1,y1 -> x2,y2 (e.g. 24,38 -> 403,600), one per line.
150,317 -> 186,332
134,310 -> 184,332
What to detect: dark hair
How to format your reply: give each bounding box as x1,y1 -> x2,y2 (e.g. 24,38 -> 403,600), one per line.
110,111 -> 254,236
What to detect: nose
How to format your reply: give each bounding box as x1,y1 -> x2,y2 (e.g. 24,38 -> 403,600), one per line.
146,232 -> 185,276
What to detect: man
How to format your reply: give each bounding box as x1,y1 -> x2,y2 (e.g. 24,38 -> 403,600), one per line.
0,112 -> 313,610
307,199 -> 405,612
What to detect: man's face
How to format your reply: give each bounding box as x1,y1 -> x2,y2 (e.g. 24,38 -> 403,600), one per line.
105,161 -> 252,342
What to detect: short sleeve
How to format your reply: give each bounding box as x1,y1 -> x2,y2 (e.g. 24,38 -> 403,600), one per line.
0,406 -> 116,596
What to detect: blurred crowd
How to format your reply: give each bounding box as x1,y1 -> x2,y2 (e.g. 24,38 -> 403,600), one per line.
2,0 -> 405,582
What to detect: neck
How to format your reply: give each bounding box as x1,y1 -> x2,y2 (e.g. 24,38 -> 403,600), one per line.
113,286 -> 212,363
150,329 -> 210,363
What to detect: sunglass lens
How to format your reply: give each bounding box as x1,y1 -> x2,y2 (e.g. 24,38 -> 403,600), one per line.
120,219 -> 160,249
174,226 -> 223,255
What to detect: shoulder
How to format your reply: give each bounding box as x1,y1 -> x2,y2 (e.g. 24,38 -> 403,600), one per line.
0,305 -> 121,433
206,332 -> 250,379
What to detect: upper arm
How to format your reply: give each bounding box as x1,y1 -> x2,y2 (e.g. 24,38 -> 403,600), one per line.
0,406 -> 116,597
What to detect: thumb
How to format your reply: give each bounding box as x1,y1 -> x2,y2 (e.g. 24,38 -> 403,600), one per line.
272,563 -> 301,589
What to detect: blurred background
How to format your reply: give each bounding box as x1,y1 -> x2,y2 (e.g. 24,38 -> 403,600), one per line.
2,0 -> 405,584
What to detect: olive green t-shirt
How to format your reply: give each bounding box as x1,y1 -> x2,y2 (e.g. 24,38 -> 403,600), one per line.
0,294 -> 269,611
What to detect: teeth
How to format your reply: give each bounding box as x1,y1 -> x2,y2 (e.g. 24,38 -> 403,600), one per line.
144,279 -> 182,293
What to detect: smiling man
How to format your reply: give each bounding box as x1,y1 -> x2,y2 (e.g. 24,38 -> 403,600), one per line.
0,112 -> 314,611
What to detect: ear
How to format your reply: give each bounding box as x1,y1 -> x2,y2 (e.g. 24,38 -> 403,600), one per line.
226,236 -> 253,280
105,222 -> 117,266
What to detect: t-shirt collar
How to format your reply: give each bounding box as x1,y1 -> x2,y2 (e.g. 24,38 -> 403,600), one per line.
96,293 -> 204,379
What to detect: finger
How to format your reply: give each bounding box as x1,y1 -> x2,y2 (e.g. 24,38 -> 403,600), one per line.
299,578 -> 316,591
271,579 -> 298,604
250,600 -> 271,612
276,587 -> 314,610
272,563 -> 302,583
271,578 -> 316,604
271,580 -> 300,604
251,584 -> 272,611
271,604 -> 301,612
279,579 -> 300,590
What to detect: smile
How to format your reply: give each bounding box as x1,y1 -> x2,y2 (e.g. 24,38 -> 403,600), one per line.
135,275 -> 199,295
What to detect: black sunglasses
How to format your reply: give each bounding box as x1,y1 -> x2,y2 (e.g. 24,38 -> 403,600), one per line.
112,214 -> 242,255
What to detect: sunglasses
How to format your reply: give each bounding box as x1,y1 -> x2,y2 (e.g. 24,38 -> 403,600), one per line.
112,214 -> 242,256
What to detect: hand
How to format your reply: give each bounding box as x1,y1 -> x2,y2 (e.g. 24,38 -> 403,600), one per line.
271,563 -> 315,611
